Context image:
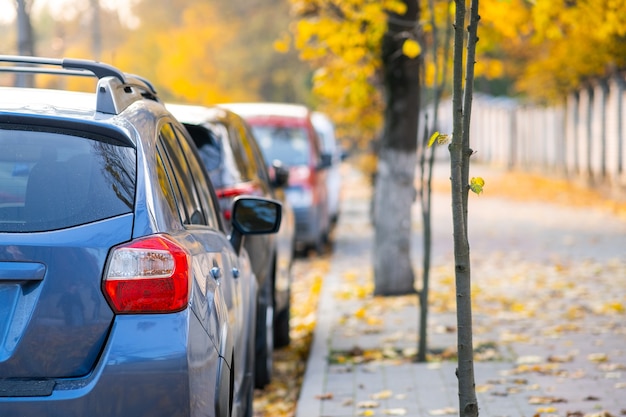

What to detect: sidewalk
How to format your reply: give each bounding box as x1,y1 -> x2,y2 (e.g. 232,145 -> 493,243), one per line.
295,162 -> 626,417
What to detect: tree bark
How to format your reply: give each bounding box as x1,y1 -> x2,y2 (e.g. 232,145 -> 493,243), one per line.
373,0 -> 421,296
450,0 -> 480,415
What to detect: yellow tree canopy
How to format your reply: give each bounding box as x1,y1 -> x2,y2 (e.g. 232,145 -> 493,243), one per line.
287,0 -> 408,146
479,0 -> 626,101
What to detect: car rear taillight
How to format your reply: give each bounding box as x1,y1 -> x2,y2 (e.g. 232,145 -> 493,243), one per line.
103,234 -> 191,314
216,182 -> 263,219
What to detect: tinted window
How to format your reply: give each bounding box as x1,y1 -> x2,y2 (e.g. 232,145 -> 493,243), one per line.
0,127 -> 135,232
187,122 -> 243,189
172,126 -> 221,230
155,146 -> 181,222
238,122 -> 271,185
159,123 -> 205,225
250,125 -> 310,166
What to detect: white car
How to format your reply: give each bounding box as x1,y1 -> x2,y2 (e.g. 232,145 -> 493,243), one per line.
311,111 -> 343,226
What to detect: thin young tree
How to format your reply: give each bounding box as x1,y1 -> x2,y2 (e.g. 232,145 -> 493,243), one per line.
449,0 -> 481,414
417,0 -> 453,362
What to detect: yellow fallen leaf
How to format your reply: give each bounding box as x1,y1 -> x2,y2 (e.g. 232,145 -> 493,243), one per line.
536,406 -> 557,413
357,400 -> 380,408
354,307 -> 367,319
428,407 -> 457,415
359,410 -> 375,416
384,409 -> 407,415
475,384 -> 492,393
371,390 -> 393,400
588,353 -> 609,363
528,396 -> 566,404
366,316 -> 384,326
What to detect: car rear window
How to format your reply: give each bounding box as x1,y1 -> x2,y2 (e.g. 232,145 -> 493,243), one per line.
250,125 -> 310,166
0,127 -> 136,232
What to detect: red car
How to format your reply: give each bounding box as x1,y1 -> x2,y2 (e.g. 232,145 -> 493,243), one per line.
221,103 -> 332,254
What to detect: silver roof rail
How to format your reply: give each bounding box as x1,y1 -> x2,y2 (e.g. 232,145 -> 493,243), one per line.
0,55 -> 159,115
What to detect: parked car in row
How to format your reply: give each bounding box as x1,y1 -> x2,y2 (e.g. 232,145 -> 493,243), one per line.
166,103 -> 296,388
0,55 -> 281,417
221,103 -> 332,254
311,111 -> 344,228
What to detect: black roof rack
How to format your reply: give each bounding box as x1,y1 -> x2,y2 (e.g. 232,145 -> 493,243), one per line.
0,55 -> 159,115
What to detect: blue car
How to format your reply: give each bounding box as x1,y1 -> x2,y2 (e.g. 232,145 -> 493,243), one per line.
0,56 -> 281,417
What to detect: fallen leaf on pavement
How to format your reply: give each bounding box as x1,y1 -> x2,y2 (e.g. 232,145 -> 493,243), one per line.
547,354 -> 574,363
428,407 -> 457,415
315,392 -> 333,400
370,390 -> 393,400
383,408 -> 407,415
583,396 -> 601,401
588,353 -> 609,363
535,406 -> 557,413
358,410 -> 375,416
529,396 -> 567,404
357,400 -> 380,408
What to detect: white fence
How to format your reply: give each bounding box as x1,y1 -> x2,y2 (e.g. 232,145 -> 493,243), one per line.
427,76 -> 626,196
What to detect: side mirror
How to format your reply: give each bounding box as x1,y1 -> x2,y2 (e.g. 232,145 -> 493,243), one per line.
229,197 -> 282,254
318,152 -> 332,170
270,159 -> 290,188
340,148 -> 350,161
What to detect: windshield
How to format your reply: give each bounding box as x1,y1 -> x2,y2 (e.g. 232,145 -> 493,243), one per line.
250,125 -> 310,166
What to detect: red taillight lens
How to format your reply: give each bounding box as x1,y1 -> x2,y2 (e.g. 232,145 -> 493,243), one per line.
216,182 -> 263,220
103,234 -> 191,314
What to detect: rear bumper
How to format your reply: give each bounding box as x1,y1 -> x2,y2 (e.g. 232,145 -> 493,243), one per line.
0,311 -> 221,417
292,206 -> 324,246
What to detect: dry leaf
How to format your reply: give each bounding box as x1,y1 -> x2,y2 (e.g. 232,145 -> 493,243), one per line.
315,392 -> 333,400
371,390 -> 393,400
587,353 -> 609,363
529,396 -> 567,404
357,400 -> 380,409
428,407 -> 457,415
384,408 -> 407,415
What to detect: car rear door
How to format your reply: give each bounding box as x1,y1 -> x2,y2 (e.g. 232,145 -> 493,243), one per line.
0,123 -> 136,381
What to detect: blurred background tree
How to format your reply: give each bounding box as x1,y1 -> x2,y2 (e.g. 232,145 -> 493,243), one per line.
0,0 -> 313,104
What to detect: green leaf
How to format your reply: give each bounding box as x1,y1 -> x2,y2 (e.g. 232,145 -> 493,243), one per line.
470,177 -> 485,195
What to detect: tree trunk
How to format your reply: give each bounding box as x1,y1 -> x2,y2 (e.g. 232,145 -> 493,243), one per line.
373,0 -> 421,296
450,0 -> 480,415
15,0 -> 35,87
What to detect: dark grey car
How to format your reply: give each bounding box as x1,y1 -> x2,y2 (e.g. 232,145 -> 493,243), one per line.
167,103 -> 296,388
